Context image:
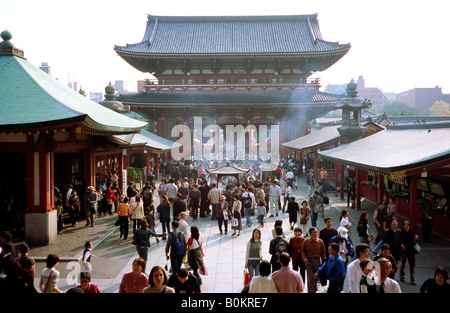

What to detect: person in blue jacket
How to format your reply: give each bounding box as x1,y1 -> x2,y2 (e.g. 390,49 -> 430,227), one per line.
328,226 -> 354,291
314,242 -> 346,293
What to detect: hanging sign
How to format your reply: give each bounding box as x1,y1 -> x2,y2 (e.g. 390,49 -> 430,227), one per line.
390,171 -> 407,180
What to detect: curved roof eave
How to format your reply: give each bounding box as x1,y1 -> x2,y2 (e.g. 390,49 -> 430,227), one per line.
0,55 -> 147,134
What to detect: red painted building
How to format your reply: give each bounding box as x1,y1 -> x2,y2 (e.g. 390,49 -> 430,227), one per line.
0,31 -> 148,245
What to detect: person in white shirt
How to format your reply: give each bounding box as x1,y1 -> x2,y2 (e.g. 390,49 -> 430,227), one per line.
347,243 -> 371,293
165,178 -> 178,203
177,212 -> 190,239
268,181 -> 281,217
377,257 -> 402,293
249,260 -> 278,293
281,181 -> 292,213
39,253 -> 63,293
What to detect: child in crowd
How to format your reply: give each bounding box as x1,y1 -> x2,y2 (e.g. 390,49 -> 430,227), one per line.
255,201 -> 266,228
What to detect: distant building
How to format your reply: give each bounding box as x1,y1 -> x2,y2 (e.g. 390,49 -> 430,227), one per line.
395,86 -> 450,112
325,76 -> 391,109
39,62 -> 51,75
89,92 -> 103,103
114,80 -> 126,94
324,83 -> 346,95
355,76 -> 390,108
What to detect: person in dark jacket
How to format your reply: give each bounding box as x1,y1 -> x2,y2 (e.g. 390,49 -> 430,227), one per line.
167,268 -> 201,293
382,217 -> 402,274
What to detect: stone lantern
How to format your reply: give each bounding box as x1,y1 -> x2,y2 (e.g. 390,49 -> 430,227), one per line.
334,79 -> 372,143
99,82 -> 130,113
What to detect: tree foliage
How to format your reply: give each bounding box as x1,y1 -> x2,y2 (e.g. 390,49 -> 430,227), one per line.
382,101 -> 420,116
429,101 -> 450,116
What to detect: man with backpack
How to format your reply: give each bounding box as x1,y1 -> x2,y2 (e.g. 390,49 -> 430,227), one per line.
269,226 -> 289,272
242,187 -> 255,227
165,220 -> 186,275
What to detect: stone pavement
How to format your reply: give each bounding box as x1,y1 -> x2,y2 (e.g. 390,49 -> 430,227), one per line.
28,177 -> 450,293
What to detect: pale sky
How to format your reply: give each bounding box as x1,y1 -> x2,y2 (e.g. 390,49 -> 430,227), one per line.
1,0 -> 449,95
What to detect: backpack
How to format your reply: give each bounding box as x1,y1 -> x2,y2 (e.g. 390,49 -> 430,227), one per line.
242,194 -> 252,209
275,239 -> 288,259
172,231 -> 186,257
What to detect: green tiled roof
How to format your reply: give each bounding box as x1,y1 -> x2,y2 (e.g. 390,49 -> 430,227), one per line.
117,90 -> 343,106
0,55 -> 147,133
114,128 -> 180,152
114,14 -> 351,56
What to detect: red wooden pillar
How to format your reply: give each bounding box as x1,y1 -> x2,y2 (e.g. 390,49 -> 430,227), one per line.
305,152 -> 310,174
314,151 -> 319,183
26,134 -> 35,212
340,163 -> 345,200
378,174 -> 385,203
356,168 -> 361,209
85,138 -> 95,188
409,174 -> 418,228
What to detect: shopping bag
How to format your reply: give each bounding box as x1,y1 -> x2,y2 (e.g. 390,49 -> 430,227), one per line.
243,268 -> 250,286
199,265 -> 208,276
232,217 -> 238,227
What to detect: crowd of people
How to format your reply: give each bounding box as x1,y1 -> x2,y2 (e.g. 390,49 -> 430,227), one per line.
1,157 -> 449,294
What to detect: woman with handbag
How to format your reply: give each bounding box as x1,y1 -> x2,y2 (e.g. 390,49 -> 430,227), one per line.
231,195 -> 242,236
39,254 -> 62,293
400,220 -> 419,285
357,211 -> 373,258
216,195 -> 230,234
130,196 -> 144,236
298,200 -> 311,237
105,182 -> 117,216
186,226 -> 205,285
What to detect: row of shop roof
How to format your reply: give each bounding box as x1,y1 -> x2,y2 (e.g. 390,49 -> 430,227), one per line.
283,115 -> 450,174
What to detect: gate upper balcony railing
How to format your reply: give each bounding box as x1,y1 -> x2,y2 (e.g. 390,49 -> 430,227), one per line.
143,77 -> 320,91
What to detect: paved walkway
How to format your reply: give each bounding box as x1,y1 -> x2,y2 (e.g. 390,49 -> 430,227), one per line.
28,177 -> 450,293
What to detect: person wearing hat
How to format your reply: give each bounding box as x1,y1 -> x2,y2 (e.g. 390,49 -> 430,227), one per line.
215,195 -> 230,234
329,226 -> 355,291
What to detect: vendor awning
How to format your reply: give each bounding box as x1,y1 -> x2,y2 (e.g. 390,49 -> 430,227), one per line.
318,126 -> 450,174
114,129 -> 181,152
282,125 -> 341,151
207,162 -> 250,175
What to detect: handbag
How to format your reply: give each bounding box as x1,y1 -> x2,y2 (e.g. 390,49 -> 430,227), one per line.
114,219 -> 120,226
413,241 -> 421,254
199,265 -> 208,276
300,214 -> 309,225
43,270 -> 54,293
243,268 -> 250,286
323,195 -> 329,205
